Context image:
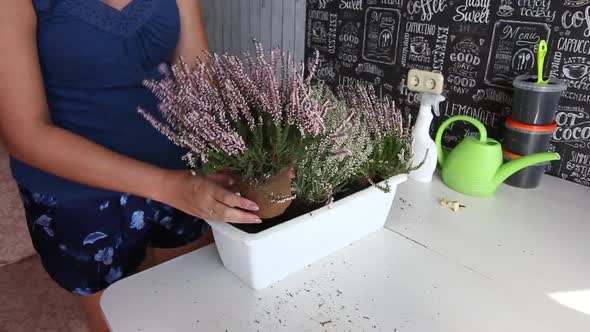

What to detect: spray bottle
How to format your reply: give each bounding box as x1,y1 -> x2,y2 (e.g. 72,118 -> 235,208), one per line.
406,69 -> 446,183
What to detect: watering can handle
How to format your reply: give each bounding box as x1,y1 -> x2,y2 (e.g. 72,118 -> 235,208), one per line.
435,115 -> 488,167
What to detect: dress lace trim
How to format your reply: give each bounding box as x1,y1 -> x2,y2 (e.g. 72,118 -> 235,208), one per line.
61,0 -> 158,37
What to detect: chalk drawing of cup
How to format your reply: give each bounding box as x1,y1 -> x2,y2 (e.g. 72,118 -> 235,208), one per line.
410,39 -> 427,55
472,89 -> 485,102
563,63 -> 589,80
312,22 -> 326,39
497,5 -> 514,17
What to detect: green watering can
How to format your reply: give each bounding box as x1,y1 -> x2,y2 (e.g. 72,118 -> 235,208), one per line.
435,116 -> 561,197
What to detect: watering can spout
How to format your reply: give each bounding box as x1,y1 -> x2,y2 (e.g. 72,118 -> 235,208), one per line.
494,152 -> 561,187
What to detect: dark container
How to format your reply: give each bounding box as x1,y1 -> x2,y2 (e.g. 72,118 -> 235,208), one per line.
503,117 -> 557,155
503,149 -> 548,189
512,75 -> 567,125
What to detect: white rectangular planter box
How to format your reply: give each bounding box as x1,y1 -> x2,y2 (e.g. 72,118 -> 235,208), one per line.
208,174 -> 408,290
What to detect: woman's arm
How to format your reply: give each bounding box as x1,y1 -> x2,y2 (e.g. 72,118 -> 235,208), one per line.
175,0 -> 210,64
0,0 -> 260,223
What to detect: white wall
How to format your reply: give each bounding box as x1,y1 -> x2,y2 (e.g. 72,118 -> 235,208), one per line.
200,0 -> 307,63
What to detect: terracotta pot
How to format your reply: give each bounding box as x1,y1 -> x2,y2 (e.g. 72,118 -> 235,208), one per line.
237,169 -> 294,219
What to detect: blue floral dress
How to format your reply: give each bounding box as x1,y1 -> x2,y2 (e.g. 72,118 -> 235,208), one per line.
19,188 -> 208,295
12,0 -> 207,295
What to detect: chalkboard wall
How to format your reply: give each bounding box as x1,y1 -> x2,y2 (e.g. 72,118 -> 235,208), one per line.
304,0 -> 590,188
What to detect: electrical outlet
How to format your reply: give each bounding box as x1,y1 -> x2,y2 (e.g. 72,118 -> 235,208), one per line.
407,69 -> 444,95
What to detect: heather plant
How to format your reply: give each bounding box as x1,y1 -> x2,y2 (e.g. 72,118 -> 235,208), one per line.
343,84 -> 416,192
139,45 -> 330,187
293,84 -> 374,204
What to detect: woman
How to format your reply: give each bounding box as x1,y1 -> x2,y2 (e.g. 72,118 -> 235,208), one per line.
0,1 -> 261,330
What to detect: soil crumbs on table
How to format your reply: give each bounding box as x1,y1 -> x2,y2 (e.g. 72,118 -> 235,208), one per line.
249,260 -> 384,331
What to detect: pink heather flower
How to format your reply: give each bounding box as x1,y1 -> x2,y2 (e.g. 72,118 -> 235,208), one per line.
139,43 -> 329,167
340,83 -> 406,141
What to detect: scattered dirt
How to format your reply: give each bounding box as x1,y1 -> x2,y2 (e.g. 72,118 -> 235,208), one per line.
249,267 -> 388,331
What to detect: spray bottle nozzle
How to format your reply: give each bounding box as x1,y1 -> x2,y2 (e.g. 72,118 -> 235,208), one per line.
419,92 -> 446,117
432,102 -> 440,117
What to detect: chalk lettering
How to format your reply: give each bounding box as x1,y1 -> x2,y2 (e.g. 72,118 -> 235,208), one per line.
405,22 -> 437,36
401,33 -> 410,67
450,52 -> 481,66
549,51 -> 562,78
501,26 -> 541,45
565,77 -> 590,91
339,75 -> 372,88
485,88 -> 513,104
338,53 -> 359,63
309,10 -> 330,21
453,0 -> 491,24
554,126 -> 590,141
564,91 -> 590,102
407,0 -> 447,21
556,111 -> 586,127
562,6 -> 590,38
319,0 -> 334,9
340,0 -> 363,10
328,14 -> 337,54
444,102 -> 501,128
570,151 -> 590,167
380,0 -> 402,5
557,37 -> 590,54
356,62 -> 385,77
339,34 -> 360,44
433,26 -> 449,71
518,0 -> 556,22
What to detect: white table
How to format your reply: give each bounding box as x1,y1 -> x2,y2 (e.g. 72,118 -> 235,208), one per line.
101,175 -> 590,332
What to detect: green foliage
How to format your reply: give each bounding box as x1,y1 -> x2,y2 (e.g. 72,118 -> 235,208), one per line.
361,131 -> 416,181
201,112 -> 307,184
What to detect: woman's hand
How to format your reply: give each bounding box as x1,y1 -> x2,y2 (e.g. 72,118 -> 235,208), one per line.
158,170 -> 262,224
